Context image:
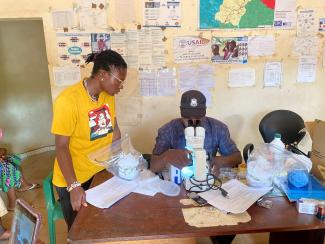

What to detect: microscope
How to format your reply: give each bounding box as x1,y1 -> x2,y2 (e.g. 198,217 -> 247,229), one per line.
169,122 -> 213,192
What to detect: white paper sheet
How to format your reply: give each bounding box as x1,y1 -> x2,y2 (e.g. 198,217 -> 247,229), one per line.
143,0 -> 181,27
173,36 -> 211,63
323,47 -> 325,67
297,9 -> 317,37
53,66 -> 81,86
52,10 -> 75,29
126,30 -> 139,68
111,32 -> 127,57
179,66 -> 197,92
198,89 -> 213,107
228,68 -> 255,88
264,62 -> 282,87
138,29 -> 153,68
77,0 -> 108,29
140,70 -> 158,96
56,33 -> 92,66
197,64 -> 215,89
199,179 -> 272,214
78,9 -> 107,29
297,55 -> 317,83
151,28 -> 166,68
293,36 -> 319,56
273,0 -> 297,29
248,36 -> 275,56
86,176 -> 138,209
157,68 -> 177,96
115,0 -> 136,24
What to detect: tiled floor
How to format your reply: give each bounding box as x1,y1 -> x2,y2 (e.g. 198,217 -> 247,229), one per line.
0,151 -> 270,244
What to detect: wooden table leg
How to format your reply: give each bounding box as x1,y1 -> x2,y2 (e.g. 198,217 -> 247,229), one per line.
269,229 -> 325,244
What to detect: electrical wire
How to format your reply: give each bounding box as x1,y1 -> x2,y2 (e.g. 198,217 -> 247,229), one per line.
185,173 -> 229,197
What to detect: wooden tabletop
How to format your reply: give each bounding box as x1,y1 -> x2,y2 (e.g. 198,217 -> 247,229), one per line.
68,170 -> 325,243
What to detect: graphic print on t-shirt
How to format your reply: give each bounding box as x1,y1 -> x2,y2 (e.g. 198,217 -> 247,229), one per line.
88,104 -> 113,141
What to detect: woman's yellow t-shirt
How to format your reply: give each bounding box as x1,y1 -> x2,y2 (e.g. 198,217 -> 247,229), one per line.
51,80 -> 115,187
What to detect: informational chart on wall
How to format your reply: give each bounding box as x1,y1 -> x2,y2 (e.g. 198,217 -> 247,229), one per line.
56,33 -> 92,66
199,0 -> 275,29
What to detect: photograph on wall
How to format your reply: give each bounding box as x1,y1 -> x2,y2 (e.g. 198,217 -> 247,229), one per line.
211,36 -> 248,64
173,36 -> 211,63
91,33 -> 111,53
143,0 -> 181,27
56,33 -> 92,66
199,0 -> 275,29
319,18 -> 325,31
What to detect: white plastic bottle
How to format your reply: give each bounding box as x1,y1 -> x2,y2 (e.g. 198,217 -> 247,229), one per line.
270,133 -> 285,180
270,133 -> 285,151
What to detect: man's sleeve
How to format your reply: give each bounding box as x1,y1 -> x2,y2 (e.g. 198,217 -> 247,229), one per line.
152,126 -> 171,155
51,95 -> 77,136
218,126 -> 240,156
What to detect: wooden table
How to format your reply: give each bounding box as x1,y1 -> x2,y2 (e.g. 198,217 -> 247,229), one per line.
68,170 -> 325,243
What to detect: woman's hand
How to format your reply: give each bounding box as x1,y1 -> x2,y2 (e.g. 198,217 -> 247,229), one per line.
70,187 -> 88,211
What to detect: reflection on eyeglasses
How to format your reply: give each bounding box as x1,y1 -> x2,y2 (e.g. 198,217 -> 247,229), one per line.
109,72 -> 125,87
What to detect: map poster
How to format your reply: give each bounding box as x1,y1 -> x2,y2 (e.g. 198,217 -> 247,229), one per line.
199,0 -> 275,29
57,33 -> 92,66
211,36 -> 248,64
173,36 -> 211,63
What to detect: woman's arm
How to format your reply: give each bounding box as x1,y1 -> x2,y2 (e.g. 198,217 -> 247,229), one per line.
55,135 -> 87,211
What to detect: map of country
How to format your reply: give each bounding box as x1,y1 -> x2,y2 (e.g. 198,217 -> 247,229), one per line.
200,0 -> 275,29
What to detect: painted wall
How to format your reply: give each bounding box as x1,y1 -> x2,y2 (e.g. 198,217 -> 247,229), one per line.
0,0 -> 324,154
0,19 -> 53,153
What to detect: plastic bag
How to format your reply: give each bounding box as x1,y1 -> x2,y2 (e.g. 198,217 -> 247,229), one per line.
246,143 -> 312,187
88,134 -> 148,180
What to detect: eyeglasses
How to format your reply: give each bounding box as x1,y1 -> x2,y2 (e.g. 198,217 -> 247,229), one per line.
109,72 -> 125,87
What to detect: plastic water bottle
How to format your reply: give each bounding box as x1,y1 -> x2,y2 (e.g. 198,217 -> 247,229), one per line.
270,133 -> 285,151
270,133 -> 285,179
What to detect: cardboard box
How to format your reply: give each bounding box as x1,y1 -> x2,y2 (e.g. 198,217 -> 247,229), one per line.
296,198 -> 325,215
306,120 -> 325,183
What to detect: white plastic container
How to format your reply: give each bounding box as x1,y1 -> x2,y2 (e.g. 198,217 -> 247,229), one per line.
117,154 -> 139,180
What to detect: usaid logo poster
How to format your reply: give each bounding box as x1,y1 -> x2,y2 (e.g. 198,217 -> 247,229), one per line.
173,36 -> 211,63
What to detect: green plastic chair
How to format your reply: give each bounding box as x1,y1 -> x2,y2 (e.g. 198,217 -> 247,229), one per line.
43,172 -> 64,244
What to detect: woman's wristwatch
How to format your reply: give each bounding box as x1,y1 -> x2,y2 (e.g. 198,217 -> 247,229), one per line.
67,181 -> 81,192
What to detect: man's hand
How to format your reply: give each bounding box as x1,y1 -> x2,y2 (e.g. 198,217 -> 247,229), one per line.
163,149 -> 192,169
210,152 -> 242,176
210,156 -> 225,176
70,187 -> 88,211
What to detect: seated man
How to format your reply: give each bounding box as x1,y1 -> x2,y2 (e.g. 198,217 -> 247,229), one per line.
150,90 -> 242,244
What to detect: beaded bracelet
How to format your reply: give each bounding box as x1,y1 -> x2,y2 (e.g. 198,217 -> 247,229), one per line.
66,181 -> 81,192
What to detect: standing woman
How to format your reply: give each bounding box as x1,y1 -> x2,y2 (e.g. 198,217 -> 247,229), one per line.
51,50 -> 127,229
